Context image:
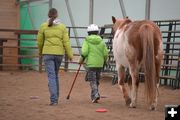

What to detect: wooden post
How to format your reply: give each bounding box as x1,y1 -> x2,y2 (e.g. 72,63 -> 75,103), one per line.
64,54 -> 68,72
0,39 -> 3,70
39,53 -> 43,72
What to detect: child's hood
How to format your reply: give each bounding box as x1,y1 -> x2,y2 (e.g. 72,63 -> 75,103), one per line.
86,35 -> 102,45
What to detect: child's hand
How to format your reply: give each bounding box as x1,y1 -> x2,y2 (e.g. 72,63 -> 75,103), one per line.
78,57 -> 84,64
69,58 -> 73,62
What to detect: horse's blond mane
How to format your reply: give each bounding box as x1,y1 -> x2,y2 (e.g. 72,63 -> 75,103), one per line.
113,18 -> 132,31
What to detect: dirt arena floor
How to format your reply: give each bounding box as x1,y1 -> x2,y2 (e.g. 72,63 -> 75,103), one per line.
0,71 -> 180,120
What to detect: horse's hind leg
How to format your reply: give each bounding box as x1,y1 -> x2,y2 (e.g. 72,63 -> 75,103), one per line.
117,65 -> 131,106
128,63 -> 139,108
150,56 -> 162,110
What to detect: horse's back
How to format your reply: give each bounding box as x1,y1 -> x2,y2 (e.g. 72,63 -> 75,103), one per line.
125,20 -> 162,61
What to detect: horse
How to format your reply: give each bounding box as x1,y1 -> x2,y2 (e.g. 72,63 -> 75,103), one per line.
111,16 -> 164,110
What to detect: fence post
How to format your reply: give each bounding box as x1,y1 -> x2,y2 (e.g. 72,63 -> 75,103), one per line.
164,23 -> 173,85
0,39 -> 3,70
175,50 -> 180,88
39,53 -> 42,72
64,54 -> 69,72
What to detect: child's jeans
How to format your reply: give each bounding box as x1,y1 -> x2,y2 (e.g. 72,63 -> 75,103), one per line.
85,68 -> 102,100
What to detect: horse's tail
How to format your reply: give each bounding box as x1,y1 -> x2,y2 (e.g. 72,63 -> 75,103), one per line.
139,24 -> 156,104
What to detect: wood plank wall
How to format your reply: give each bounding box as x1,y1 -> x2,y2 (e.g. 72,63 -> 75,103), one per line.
0,0 -> 20,70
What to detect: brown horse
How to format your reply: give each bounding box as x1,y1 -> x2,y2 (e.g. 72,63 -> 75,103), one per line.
112,16 -> 164,110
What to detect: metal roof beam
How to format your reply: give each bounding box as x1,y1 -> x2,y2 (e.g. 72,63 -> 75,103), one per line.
119,0 -> 127,18
89,0 -> 94,24
145,0 -> 151,20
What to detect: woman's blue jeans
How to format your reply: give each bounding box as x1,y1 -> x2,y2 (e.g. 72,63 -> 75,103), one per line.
43,55 -> 63,103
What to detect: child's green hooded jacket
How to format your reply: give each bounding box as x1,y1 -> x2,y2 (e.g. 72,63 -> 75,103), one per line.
81,35 -> 108,68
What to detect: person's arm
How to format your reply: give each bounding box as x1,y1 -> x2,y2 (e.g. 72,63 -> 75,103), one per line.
62,25 -> 73,60
103,42 -> 109,63
81,40 -> 89,57
37,24 -> 45,54
79,39 -> 88,64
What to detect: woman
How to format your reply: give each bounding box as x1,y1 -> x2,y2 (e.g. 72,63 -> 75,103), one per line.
37,8 -> 73,106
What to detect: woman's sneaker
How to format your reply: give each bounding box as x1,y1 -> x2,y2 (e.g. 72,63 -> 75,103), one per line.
49,102 -> 58,106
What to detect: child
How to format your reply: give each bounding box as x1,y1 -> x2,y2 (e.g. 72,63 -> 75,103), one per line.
79,24 -> 108,103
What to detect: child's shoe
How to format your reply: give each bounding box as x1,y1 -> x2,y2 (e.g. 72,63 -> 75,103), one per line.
92,96 -> 100,103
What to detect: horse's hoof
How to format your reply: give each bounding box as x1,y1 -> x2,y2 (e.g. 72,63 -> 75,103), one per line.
149,103 -> 157,111
130,103 -> 136,108
125,97 -> 131,106
149,106 -> 156,111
